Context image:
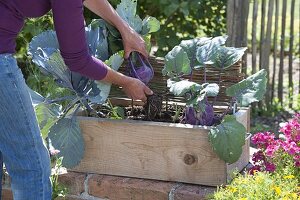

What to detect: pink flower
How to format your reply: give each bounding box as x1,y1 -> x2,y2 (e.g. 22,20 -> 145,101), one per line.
250,113 -> 300,172
252,151 -> 266,163
294,155 -> 300,167
281,141 -> 300,155
265,144 -> 280,157
251,132 -> 275,148
265,162 -> 276,172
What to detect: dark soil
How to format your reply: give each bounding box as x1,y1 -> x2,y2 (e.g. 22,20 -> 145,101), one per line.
90,94 -> 233,126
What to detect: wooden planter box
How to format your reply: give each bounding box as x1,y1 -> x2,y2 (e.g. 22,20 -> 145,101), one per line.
72,99 -> 250,186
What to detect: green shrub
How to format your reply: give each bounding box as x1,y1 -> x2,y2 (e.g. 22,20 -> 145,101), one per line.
212,171 -> 299,200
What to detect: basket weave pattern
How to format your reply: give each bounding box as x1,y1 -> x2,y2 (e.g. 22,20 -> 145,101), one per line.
110,56 -> 245,105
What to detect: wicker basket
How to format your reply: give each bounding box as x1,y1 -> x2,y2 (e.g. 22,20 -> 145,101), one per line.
109,56 -> 245,106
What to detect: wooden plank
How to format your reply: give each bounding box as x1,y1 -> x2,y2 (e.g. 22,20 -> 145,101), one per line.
73,108 -> 250,186
235,108 -> 251,132
74,118 -> 227,186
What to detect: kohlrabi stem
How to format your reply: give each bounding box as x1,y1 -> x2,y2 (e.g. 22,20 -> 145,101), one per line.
62,97 -> 81,117
189,56 -> 195,81
71,104 -> 82,118
220,97 -> 235,118
82,81 -> 95,94
81,98 -> 93,114
189,71 -> 193,81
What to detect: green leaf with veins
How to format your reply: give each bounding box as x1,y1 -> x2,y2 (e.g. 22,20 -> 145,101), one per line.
162,46 -> 191,78
226,69 -> 267,107
208,115 -> 246,164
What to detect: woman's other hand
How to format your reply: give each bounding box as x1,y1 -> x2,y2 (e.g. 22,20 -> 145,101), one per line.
120,26 -> 148,59
120,76 -> 153,102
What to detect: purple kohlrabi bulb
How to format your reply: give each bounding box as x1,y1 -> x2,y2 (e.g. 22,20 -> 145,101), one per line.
184,102 -> 214,126
185,106 -> 199,125
199,102 -> 214,126
127,52 -> 154,85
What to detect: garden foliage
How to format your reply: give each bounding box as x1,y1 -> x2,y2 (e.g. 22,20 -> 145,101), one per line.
162,36 -> 267,163
250,113 -> 300,180
28,0 -> 160,168
213,113 -> 300,200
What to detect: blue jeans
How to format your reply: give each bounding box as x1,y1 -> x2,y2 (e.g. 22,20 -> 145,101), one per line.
0,54 -> 52,200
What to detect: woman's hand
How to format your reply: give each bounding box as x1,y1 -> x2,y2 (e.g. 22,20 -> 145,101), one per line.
120,77 -> 153,102
100,65 -> 153,102
120,26 -> 148,59
83,0 -> 148,58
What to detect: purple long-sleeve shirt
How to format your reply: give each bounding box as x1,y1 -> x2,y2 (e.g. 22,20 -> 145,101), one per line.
0,0 -> 108,80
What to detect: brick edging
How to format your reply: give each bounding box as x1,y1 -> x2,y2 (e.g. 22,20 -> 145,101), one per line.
2,171 -> 217,200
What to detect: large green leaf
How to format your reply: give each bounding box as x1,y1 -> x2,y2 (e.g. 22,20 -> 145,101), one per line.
85,19 -> 109,61
141,16 -> 160,35
28,30 -> 59,54
195,35 -> 228,69
202,83 -> 219,97
196,42 -> 218,68
47,51 -> 73,89
211,46 -> 247,69
211,35 -> 228,45
162,46 -> 191,78
27,86 -> 45,107
48,118 -> 84,168
104,51 -> 124,70
226,69 -> 267,107
179,37 -> 210,69
116,0 -> 143,33
208,115 -> 246,164
167,79 -> 200,96
35,103 -> 61,138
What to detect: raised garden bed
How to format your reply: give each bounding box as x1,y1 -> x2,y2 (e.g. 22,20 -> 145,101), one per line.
73,98 -> 251,186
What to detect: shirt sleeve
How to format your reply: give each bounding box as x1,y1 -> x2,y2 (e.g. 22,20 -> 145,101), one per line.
50,0 -> 108,80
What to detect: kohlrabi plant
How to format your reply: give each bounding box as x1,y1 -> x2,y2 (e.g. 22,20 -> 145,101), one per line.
163,36 -> 267,164
27,0 -> 160,168
28,24 -> 124,168
126,52 -> 154,85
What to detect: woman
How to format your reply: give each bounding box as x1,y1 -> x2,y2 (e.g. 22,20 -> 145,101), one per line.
0,0 -> 153,199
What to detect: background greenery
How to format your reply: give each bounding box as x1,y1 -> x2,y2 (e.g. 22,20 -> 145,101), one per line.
17,0 -> 226,98
15,0 -> 298,117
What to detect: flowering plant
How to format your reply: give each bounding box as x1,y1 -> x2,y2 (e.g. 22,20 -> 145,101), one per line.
212,171 -> 299,200
250,113 -> 300,180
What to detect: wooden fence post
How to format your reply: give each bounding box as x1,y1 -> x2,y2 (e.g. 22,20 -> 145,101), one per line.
251,0 -> 259,75
278,0 -> 287,105
262,0 -> 275,110
271,0 -> 279,104
288,0 -> 296,108
226,0 -> 250,75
